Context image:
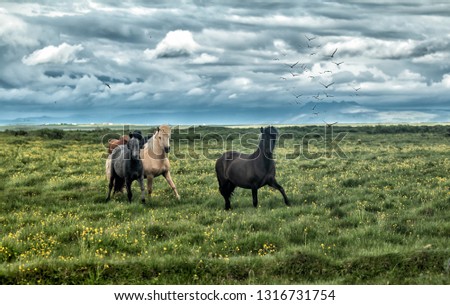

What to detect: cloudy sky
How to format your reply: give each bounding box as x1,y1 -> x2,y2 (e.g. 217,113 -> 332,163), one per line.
1,0 -> 450,125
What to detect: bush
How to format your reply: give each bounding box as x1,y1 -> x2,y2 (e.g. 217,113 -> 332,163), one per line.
36,128 -> 65,139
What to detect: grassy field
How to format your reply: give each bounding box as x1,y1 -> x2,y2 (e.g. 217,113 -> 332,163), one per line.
0,124 -> 449,284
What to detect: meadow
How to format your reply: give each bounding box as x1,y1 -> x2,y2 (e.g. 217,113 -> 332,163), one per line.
0,124 -> 449,284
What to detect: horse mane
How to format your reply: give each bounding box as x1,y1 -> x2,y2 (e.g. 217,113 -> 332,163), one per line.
144,135 -> 154,150
158,124 -> 171,134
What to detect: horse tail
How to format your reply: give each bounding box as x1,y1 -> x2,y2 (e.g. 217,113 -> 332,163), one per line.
215,156 -> 225,188
105,156 -> 112,181
215,154 -> 233,194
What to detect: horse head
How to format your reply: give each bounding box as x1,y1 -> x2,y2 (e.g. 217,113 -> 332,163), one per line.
129,130 -> 145,148
155,125 -> 171,154
127,137 -> 141,160
260,126 -> 278,156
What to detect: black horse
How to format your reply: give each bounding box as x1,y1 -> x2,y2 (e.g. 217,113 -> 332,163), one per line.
130,130 -> 146,149
215,126 -> 290,210
106,136 -> 145,203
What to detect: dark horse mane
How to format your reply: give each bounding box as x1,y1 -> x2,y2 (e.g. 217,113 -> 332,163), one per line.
215,126 -> 289,210
257,125 -> 278,158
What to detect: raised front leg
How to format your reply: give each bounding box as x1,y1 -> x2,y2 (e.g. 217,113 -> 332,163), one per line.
163,171 -> 180,200
252,188 -> 258,208
269,179 -> 290,206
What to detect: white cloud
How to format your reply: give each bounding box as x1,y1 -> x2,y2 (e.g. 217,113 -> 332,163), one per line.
144,30 -> 199,59
227,14 -> 333,29
127,92 -> 147,101
187,87 -> 206,96
191,53 -> 218,64
0,9 -> 38,47
440,74 -> 450,88
22,43 -> 84,66
200,29 -> 261,50
326,37 -> 417,59
412,51 -> 450,65
73,75 -> 101,96
217,77 -> 253,91
397,69 -> 425,81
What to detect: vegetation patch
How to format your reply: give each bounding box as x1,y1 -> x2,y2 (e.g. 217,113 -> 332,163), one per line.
0,125 -> 449,284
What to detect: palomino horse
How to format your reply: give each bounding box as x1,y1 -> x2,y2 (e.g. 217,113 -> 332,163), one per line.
140,125 -> 180,200
215,126 -> 290,210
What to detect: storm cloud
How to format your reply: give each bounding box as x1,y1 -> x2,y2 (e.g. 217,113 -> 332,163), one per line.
0,0 -> 449,125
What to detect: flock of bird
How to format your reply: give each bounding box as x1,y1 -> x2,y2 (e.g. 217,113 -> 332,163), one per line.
69,34 -> 363,128
273,34 -> 362,122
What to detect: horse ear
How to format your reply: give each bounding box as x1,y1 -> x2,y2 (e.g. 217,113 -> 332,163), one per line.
157,126 -> 160,132
129,132 -> 133,138
260,127 -> 264,133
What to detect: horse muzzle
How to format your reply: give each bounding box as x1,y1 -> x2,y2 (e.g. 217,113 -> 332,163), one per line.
164,146 -> 170,153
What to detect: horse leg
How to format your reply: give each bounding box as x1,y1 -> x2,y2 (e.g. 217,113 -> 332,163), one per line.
163,171 -> 180,200
138,176 -> 146,204
222,182 -> 235,211
126,178 -> 132,203
269,179 -> 290,206
252,188 -> 258,208
147,175 -> 154,197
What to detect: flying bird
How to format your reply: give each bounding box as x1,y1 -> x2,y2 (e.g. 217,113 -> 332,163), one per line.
292,93 -> 303,98
313,93 -> 323,100
104,82 -> 111,89
328,48 -> 338,58
285,61 -> 299,69
333,61 -> 344,68
320,81 -> 335,89
305,35 -> 316,41
290,72 -> 299,77
312,104 -> 317,110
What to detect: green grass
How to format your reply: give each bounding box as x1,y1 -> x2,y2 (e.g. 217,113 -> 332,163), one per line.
0,125 -> 449,284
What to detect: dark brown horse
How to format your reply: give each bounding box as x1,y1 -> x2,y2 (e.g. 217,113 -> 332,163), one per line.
108,135 -> 130,154
215,126 -> 290,210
